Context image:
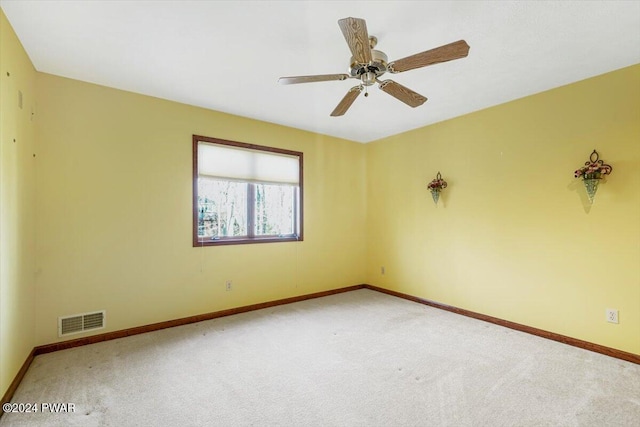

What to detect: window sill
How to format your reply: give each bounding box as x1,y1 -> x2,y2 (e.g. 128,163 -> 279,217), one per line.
193,235 -> 302,247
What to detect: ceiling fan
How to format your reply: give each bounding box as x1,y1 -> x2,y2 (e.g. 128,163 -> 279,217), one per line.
278,17 -> 470,117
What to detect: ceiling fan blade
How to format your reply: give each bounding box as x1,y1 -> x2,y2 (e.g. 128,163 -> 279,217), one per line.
278,74 -> 350,85
388,40 -> 470,73
330,86 -> 363,117
378,80 -> 427,107
338,17 -> 372,64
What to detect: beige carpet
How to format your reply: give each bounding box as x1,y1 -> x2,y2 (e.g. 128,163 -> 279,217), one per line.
1,289 -> 639,426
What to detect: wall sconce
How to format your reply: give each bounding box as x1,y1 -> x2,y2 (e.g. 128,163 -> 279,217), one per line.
427,171 -> 448,205
574,150 -> 612,204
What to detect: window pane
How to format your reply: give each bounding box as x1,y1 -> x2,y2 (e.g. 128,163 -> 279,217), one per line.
254,184 -> 296,236
198,178 -> 248,239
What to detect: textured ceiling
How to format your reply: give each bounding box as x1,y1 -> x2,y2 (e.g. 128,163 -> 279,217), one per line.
2,1 -> 639,143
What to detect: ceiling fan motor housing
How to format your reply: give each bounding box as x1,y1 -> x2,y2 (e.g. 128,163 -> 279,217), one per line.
349,48 -> 388,86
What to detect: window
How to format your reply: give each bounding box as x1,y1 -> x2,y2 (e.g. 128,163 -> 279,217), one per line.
193,135 -> 303,246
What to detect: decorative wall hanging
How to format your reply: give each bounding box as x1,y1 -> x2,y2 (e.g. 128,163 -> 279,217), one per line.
427,172 -> 448,205
574,150 -> 612,204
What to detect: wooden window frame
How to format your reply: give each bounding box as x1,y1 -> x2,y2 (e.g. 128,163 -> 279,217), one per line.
193,135 -> 304,247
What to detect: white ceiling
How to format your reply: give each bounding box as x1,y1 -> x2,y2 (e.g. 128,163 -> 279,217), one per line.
2,1 -> 639,143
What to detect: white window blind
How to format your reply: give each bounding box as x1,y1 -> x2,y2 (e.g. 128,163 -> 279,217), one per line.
198,142 -> 299,185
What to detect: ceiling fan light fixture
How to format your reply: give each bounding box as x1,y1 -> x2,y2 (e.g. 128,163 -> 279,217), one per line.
361,71 -> 377,86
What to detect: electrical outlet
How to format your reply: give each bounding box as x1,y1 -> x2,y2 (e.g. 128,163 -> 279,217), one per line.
226,280 -> 232,291
381,266 -> 385,275
606,308 -> 618,324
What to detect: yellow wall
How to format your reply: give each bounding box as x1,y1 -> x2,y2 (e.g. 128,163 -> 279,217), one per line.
34,73 -> 367,345
366,64 -> 640,354
0,9 -> 37,397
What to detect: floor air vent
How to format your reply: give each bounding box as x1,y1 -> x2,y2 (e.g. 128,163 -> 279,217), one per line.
58,311 -> 105,337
